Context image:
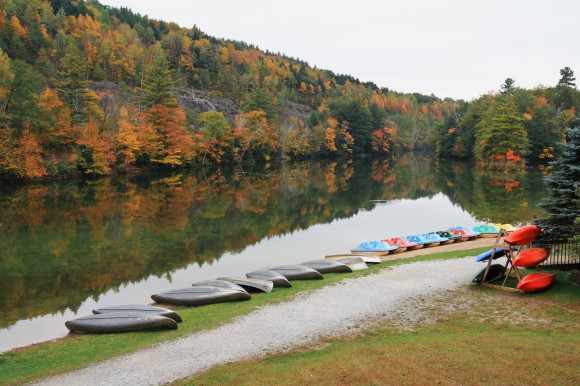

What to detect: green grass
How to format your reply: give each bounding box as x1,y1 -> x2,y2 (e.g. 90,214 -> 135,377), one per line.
0,246 -> 574,384
188,277 -> 580,385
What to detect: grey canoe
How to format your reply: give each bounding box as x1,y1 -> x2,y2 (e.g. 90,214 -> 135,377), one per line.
65,312 -> 177,333
301,259 -> 352,274
216,277 -> 274,293
326,253 -> 382,264
246,269 -> 292,288
151,285 -> 251,306
324,256 -> 368,271
93,304 -> 182,322
268,265 -> 324,280
193,279 -> 248,291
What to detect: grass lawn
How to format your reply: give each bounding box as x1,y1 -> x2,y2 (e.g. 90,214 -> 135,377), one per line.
1,246 -> 578,385
187,270 -> 580,385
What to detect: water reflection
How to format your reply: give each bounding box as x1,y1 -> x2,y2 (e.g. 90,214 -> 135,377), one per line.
0,155 -> 548,352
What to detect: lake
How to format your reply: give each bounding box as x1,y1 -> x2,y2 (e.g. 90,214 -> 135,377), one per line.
0,154 -> 548,352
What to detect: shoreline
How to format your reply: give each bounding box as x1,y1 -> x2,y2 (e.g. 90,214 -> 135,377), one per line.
36,254 -> 488,385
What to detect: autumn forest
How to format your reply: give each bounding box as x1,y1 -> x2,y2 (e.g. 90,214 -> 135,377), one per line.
0,0 -> 578,181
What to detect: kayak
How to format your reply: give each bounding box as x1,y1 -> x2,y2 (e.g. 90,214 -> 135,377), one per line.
504,225 -> 541,246
475,248 -> 506,262
471,264 -> 505,283
517,272 -> 556,292
512,248 -> 549,267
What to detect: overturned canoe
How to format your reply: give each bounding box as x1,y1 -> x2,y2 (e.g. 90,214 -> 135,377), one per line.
268,264 -> 324,280
504,225 -> 541,246
216,277 -> 274,293
512,248 -> 550,267
193,279 -> 247,291
151,285 -> 251,306
476,248 -> 506,262
471,264 -> 505,283
517,272 -> 556,292
246,269 -> 292,288
93,304 -> 182,323
326,253 -> 381,265
324,256 -> 368,271
302,259 -> 352,274
66,312 -> 178,333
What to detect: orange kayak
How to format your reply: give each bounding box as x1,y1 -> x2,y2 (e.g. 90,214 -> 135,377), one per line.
504,225 -> 541,246
517,272 -> 556,292
512,248 -> 550,267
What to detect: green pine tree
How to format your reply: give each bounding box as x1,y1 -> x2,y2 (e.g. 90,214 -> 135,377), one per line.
535,118 -> 580,244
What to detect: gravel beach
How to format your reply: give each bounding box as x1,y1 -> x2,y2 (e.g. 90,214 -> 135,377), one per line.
37,256 -> 483,385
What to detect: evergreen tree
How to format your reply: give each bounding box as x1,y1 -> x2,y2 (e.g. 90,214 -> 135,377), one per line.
535,118 -> 580,244
139,58 -> 178,108
555,67 -> 578,110
475,96 -> 528,161
501,78 -> 515,94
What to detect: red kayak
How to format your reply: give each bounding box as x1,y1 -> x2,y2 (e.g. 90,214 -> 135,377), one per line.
517,272 -> 556,292
512,248 -> 550,267
504,225 -> 541,246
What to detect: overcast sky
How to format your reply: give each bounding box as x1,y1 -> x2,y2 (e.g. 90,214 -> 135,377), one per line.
98,0 -> 579,101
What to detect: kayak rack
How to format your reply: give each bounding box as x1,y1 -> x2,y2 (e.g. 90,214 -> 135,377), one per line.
479,229 -> 523,293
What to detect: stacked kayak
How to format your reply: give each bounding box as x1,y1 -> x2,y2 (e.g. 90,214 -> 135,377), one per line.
473,224 -> 555,293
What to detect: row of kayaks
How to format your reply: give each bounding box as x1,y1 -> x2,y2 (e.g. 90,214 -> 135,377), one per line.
65,258 -> 380,334
471,225 -> 556,292
351,224 -> 521,255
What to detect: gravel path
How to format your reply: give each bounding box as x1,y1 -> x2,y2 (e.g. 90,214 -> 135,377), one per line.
37,257 -> 483,385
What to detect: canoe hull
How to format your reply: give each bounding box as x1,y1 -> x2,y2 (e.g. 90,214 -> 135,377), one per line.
269,265 -> 324,280
302,260 -> 352,274
66,312 -> 177,333
246,270 -> 292,288
517,273 -> 556,292
324,256 -> 368,271
93,304 -> 182,322
151,286 -> 251,306
217,277 -> 274,293
512,248 -> 549,267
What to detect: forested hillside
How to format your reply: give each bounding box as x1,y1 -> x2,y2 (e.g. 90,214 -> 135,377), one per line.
0,0 -> 457,180
435,70 -> 580,171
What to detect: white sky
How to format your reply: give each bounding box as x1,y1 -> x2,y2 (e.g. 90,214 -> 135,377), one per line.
98,0 -> 580,101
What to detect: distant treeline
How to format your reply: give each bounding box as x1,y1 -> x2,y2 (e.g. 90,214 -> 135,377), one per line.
0,0 -> 457,180
0,0 -> 577,180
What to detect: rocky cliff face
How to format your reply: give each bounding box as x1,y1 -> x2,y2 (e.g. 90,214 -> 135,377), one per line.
89,82 -> 311,126
174,89 -> 239,121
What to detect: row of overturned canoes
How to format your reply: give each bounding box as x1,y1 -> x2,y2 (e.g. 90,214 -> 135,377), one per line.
65,223 -> 520,334
65,256 -> 382,334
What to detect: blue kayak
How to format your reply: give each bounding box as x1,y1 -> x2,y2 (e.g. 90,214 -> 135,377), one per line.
476,248 -> 506,262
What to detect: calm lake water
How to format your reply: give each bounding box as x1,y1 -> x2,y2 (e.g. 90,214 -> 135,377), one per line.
0,154 -> 549,352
